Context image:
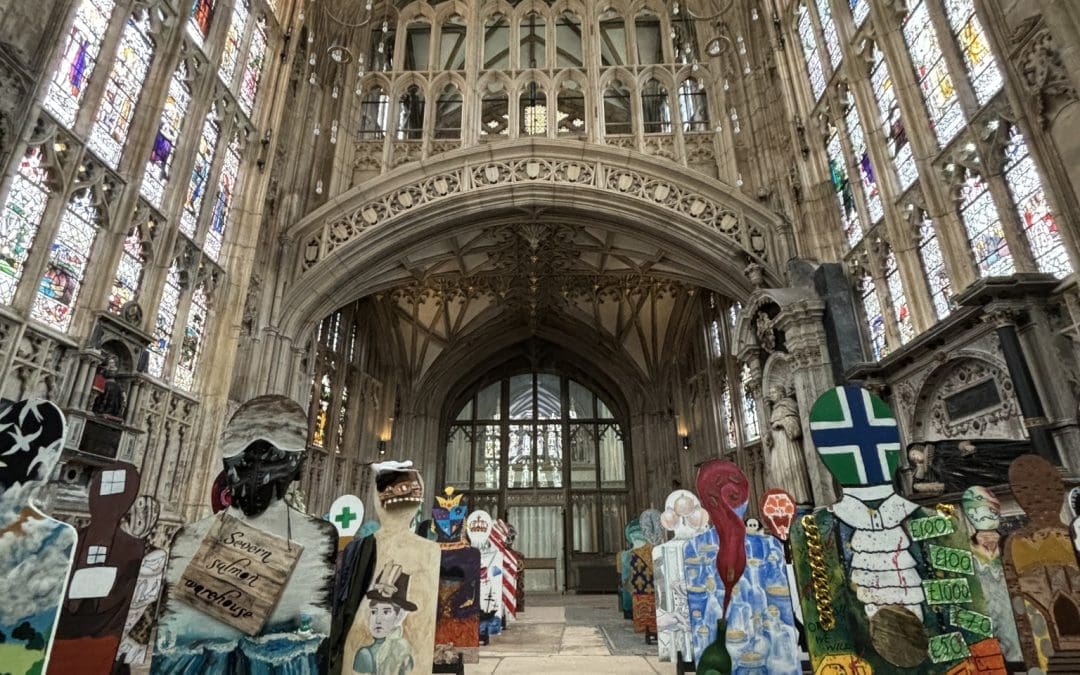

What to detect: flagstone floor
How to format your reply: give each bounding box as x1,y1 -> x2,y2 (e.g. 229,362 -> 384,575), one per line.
468,594 -> 669,674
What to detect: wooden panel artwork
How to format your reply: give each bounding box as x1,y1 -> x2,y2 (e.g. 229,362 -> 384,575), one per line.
173,513 -> 303,635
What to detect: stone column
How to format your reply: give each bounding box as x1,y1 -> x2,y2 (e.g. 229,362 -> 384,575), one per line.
776,297 -> 837,506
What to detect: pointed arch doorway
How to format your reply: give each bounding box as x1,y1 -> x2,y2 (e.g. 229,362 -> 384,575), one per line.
443,369 -> 631,593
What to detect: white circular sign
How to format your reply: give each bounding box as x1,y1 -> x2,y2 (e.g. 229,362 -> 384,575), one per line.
329,494 -> 365,536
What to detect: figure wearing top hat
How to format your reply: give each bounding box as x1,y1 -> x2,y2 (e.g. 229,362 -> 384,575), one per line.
354,563 -> 418,674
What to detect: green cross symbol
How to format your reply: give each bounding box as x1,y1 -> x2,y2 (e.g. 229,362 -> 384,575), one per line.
334,506 -> 358,530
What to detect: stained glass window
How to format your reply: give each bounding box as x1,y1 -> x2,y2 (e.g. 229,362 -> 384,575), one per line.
188,0 -> 214,47
903,1 -> 962,146
141,61 -> 192,208
850,0 -> 870,27
740,364 -> 759,441
174,282 -> 208,390
959,170 -> 1013,277
218,0 -> 249,86
89,10 -> 156,169
313,373 -> 331,447
797,5 -> 826,101
943,0 -> 1002,105
827,128 -> 862,247
239,17 -> 267,116
1004,127 -> 1073,277
108,221 -> 149,313
44,0 -> 117,128
845,98 -> 883,224
1,148 -> 52,304
815,0 -> 842,68
884,248 -> 914,344
148,263 -> 181,377
32,189 -> 102,332
860,274 -> 886,360
870,46 -> 917,191
205,135 -> 240,261
917,213 -> 953,320
720,383 -> 736,448
181,108 -> 221,237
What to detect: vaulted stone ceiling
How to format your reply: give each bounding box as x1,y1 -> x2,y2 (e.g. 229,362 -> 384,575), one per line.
374,221 -> 703,382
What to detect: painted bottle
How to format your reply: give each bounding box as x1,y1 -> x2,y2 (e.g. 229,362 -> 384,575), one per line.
698,618 -> 733,675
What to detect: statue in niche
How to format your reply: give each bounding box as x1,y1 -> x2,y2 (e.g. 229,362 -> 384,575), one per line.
908,443 -> 945,496
91,355 -> 126,419
1067,487 -> 1080,558
1003,454 -> 1080,672
764,386 -> 811,504
754,312 -> 777,353
154,396 -> 338,674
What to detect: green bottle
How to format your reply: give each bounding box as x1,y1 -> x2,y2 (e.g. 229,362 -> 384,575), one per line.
698,618 -> 733,675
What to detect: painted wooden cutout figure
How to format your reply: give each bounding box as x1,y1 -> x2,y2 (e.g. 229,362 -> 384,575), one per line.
630,509 -> 664,634
431,487 -> 480,665
115,495 -> 166,670
490,518 -> 518,622
619,518 -> 644,619
329,494 -> 365,552
467,509 -> 504,637
340,461 -> 440,675
959,486 -> 1023,662
1003,454 -> 1080,672
154,395 -> 338,674
792,385 -> 1006,673
653,489 -> 709,663
49,462 -> 145,673
0,399 -> 75,675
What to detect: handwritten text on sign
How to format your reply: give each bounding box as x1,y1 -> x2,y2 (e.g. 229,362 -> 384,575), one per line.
951,607 -> 994,638
928,544 -> 974,575
909,515 -> 955,541
928,631 -> 971,664
173,513 -> 303,635
923,577 -> 972,605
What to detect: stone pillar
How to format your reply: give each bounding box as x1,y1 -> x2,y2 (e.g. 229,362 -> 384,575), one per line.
776,297 -> 838,506
984,306 -> 1058,463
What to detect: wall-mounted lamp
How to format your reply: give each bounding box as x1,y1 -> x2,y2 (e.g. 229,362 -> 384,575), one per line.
681,435 -> 691,451
377,439 -> 387,456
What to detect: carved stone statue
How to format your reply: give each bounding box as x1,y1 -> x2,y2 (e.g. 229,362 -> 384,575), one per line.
764,386 -> 811,503
908,443 -> 945,495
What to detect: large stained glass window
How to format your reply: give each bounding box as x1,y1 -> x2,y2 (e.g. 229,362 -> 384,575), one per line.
141,61 -> 193,208
827,128 -> 861,247
108,221 -> 149,313
917,213 -> 953,320
959,170 -> 1013,277
1004,127 -> 1073,277
1,148 -> 52,304
943,0 -> 1002,105
860,274 -> 886,360
884,248 -> 914,344
797,4 -> 826,101
720,383 -> 736,448
205,135 -> 240,261
174,282 -> 208,390
181,108 -> 221,237
903,1 -> 962,146
44,0 -> 117,127
740,364 -> 759,441
815,0 -> 842,68
239,17 -> 268,116
32,189 -> 102,332
850,0 -> 870,27
844,98 -> 883,224
148,263 -> 181,377
218,0 -> 249,86
89,10 -> 156,168
188,0 -> 215,47
869,46 -> 917,191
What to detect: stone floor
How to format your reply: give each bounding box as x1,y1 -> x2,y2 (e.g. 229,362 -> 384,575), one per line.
467,594 -> 669,674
